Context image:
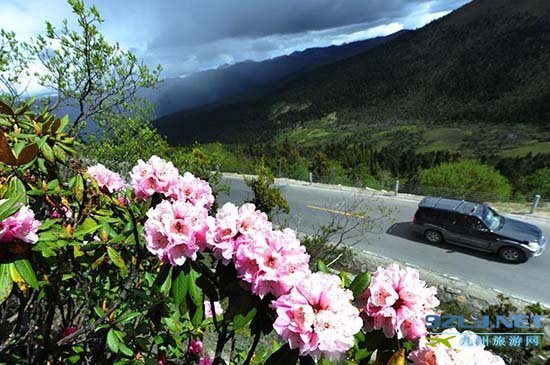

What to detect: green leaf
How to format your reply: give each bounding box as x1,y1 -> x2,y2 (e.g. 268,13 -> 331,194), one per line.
265,344 -> 299,365
0,197 -> 22,220
316,260 -> 329,273
37,157 -> 48,174
191,298 -> 204,327
14,259 -> 39,290
118,342 -> 133,357
6,177 -> 26,204
74,174 -> 84,201
0,264 -> 13,304
53,144 -> 68,163
115,311 -> 140,325
233,308 -> 257,330
58,115 -> 70,132
172,270 -> 188,306
160,267 -> 172,296
40,142 -> 55,163
107,247 -> 128,275
349,272 -> 372,298
107,329 -> 119,353
74,217 -> 100,238
187,268 -> 202,306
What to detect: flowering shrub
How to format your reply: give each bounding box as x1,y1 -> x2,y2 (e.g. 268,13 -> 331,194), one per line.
360,263 -> 439,341
0,100 -> 506,364
408,329 -> 506,364
272,272 -> 362,361
0,202 -> 41,243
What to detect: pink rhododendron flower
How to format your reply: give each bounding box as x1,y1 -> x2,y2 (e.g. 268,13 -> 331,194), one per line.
130,156 -> 180,200
236,203 -> 271,236
272,272 -> 363,361
206,202 -> 240,263
359,263 -> 439,341
169,172 -> 214,209
0,202 -> 41,244
198,357 -> 213,365
204,300 -> 224,318
408,329 -> 505,365
144,199 -> 208,265
87,163 -> 126,193
189,339 -> 203,355
234,228 -> 310,298
206,203 -> 272,264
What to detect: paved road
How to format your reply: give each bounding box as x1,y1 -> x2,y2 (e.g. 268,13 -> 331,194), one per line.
218,176 -> 550,304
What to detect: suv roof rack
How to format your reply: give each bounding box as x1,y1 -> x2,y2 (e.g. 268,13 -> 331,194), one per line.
419,196 -> 481,215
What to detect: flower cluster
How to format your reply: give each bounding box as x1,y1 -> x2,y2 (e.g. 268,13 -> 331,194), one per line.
206,202 -> 309,298
130,156 -> 181,200
272,272 -> 363,361
359,263 -> 439,341
144,200 -> 208,265
234,228 -> 310,298
130,156 -> 213,208
87,163 -> 126,193
408,329 -> 505,364
170,172 -> 214,209
0,202 -> 41,244
205,202 -> 271,263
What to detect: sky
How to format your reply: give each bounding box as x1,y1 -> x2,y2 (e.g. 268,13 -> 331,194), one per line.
1,0 -> 470,86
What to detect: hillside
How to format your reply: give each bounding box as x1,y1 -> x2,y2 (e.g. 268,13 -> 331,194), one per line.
155,0 -> 550,155
143,31 -> 405,118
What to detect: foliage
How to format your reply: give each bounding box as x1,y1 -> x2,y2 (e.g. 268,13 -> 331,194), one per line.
244,161 -> 289,220
84,101 -> 170,173
0,30 -> 32,105
519,167 -> 550,198
156,0 -> 550,147
2,98 -> 495,364
418,160 -> 513,201
480,295 -> 550,365
1,0 -> 162,136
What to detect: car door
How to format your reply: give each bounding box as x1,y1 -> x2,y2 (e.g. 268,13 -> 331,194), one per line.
453,215 -> 493,250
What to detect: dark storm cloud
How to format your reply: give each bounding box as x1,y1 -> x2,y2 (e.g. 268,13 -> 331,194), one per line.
3,0 -> 471,80
147,0 -> 464,49
132,0 -> 470,75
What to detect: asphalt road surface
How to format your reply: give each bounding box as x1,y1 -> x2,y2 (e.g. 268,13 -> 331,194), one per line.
218,176 -> 550,304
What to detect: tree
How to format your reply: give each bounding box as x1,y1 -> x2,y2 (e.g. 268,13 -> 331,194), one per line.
519,167 -> 550,199
0,30 -> 32,104
84,102 -> 170,172
419,160 -> 512,201
244,160 -> 289,219
5,0 -> 161,136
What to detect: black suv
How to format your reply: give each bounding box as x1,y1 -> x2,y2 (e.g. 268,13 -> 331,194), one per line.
411,197 -> 546,263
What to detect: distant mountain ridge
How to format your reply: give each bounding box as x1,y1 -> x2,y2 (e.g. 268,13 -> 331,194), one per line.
154,0 -> 550,146
145,30 -> 408,118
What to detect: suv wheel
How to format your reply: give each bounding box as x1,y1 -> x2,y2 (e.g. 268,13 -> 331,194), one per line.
498,247 -> 525,263
424,230 -> 443,244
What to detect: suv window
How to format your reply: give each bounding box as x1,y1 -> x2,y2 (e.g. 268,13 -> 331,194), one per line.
456,215 -> 486,231
420,208 -> 453,224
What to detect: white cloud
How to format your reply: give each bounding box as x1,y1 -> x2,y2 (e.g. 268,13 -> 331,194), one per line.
0,0 -> 471,84
331,23 -> 405,45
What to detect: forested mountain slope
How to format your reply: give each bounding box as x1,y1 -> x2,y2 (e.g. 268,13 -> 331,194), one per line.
155,0 -> 550,147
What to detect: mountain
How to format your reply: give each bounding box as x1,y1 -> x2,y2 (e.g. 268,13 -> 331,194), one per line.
154,0 -> 550,150
145,31 -> 407,118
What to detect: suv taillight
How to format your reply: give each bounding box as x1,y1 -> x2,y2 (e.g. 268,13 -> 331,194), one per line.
412,213 -> 417,224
